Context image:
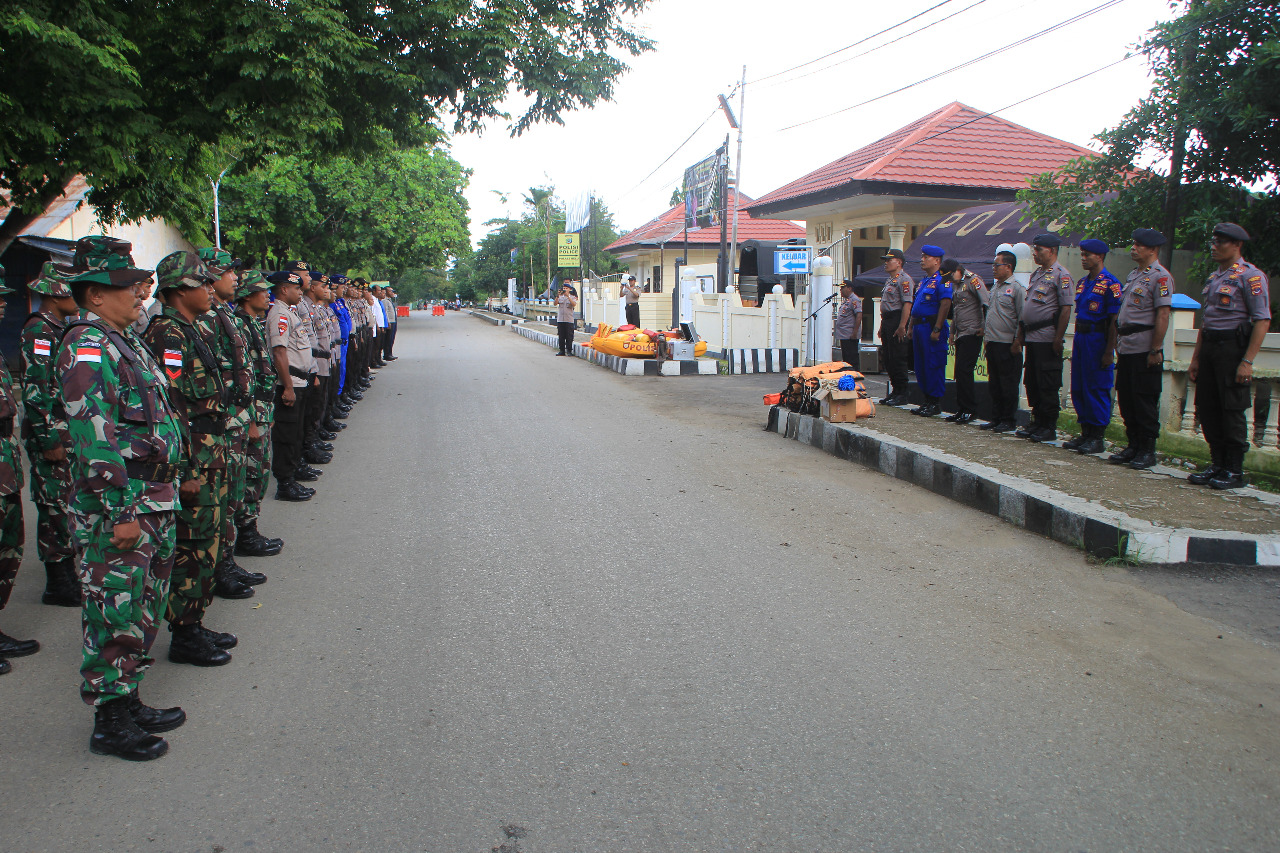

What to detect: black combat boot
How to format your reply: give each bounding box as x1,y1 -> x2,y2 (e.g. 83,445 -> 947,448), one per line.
41,559 -> 82,607
235,522 -> 282,557
274,480 -> 314,501
168,623 -> 232,666
1108,443 -> 1138,465
316,428 -> 336,441
1128,438 -> 1158,470
0,629 -> 40,658
197,622 -> 239,649
213,557 -> 255,600
90,696 -> 169,760
1062,427 -> 1087,450
231,559 -> 267,586
1075,425 -> 1106,455
1188,451 -> 1224,485
303,447 -> 332,465
127,690 -> 186,733
1209,451 -> 1247,490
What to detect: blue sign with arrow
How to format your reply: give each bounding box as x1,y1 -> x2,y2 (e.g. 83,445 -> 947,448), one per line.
774,249 -> 811,275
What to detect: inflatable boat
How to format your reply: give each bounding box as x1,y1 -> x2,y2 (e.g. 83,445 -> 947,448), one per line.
584,324 -> 708,359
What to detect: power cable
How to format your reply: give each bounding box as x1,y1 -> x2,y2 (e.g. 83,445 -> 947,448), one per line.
776,0 -> 1129,132
619,108 -> 720,199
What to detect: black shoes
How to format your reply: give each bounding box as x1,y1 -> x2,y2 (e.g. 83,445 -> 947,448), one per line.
235,522 -> 283,557
1027,426 -> 1056,443
41,559 -> 81,607
555,351 -> 567,356
879,393 -> 908,406
977,420 -> 998,430
1129,448 -> 1158,470
1108,446 -> 1137,465
1188,465 -> 1222,486
944,411 -> 963,422
954,412 -> 975,425
0,630 -> 40,658
168,623 -> 232,666
197,622 -> 239,650
990,421 -> 1016,433
213,558 -> 255,600
303,449 -> 332,465
295,467 -> 319,482
1014,425 -> 1036,438
127,691 -> 187,734
90,697 -> 169,761
317,428 -> 336,441
1076,437 -> 1106,455
1062,434 -> 1086,450
232,562 -> 267,586
914,402 -> 941,417
1209,470 -> 1246,490
275,480 -> 314,501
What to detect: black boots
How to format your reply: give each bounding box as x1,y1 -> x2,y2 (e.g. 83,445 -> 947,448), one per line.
0,629 -> 40,658
197,623 -> 239,649
1128,438 -> 1158,470
1208,450 -> 1247,490
168,623 -> 232,666
235,520 -> 283,557
213,557 -> 254,599
90,696 -> 169,761
1075,424 -> 1106,455
41,559 -> 81,606
275,479 -> 314,501
126,690 -> 187,733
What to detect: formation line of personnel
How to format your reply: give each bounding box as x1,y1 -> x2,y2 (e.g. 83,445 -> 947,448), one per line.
867,222 -> 1269,489
0,236 -> 401,762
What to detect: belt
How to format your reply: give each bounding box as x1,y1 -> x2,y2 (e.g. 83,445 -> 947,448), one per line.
881,307 -> 902,316
1203,325 -> 1249,342
312,348 -> 329,358
189,415 -> 226,436
1117,323 -> 1154,337
125,460 -> 179,483
288,366 -> 310,380
914,316 -> 938,325
1022,317 -> 1057,333
1074,321 -> 1105,334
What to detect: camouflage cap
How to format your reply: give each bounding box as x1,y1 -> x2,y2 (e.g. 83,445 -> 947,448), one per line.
235,269 -> 272,301
66,266 -> 154,288
198,247 -> 242,274
72,235 -> 135,271
29,261 -> 74,297
155,251 -> 216,292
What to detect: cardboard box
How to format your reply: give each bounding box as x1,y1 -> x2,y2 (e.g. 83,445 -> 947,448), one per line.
822,396 -> 874,423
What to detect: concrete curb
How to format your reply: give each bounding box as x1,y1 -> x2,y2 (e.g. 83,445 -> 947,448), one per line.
513,324 -> 718,376
468,310 -> 521,326
726,348 -> 801,374
766,408 -> 1280,567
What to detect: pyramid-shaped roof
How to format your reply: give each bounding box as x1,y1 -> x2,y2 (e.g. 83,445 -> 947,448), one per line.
746,102 -> 1097,216
605,189 -> 804,253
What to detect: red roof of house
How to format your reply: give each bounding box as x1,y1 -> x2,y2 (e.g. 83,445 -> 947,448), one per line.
605,189 -> 805,253
746,102 -> 1097,213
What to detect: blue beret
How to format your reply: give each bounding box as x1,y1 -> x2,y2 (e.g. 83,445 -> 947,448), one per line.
1131,228 -> 1166,247
921,244 -> 945,258
1079,238 -> 1109,255
1032,233 -> 1061,248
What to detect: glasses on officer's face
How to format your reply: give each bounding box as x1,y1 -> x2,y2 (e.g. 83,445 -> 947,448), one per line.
993,262 -> 1012,268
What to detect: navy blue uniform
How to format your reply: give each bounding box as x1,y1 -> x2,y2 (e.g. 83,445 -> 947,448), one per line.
910,272 -> 952,400
1070,270 -> 1122,427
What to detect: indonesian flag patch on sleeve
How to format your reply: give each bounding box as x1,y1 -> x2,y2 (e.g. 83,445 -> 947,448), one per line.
33,338 -> 51,357
75,345 -> 102,364
164,349 -> 183,378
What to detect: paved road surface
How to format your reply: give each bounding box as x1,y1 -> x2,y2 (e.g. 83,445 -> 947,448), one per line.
2,312 -> 1278,852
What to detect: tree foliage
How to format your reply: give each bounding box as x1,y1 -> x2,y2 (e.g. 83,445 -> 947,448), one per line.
0,0 -> 654,243
220,143 -> 471,281
1018,0 -> 1280,280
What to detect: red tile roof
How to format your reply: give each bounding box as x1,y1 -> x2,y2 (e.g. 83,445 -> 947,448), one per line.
605,189 -> 805,253
746,102 -> 1097,213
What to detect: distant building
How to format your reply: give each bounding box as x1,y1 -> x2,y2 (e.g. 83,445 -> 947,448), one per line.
743,102 -> 1096,281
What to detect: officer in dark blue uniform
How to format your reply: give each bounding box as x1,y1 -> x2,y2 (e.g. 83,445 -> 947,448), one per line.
1065,239 -> 1123,455
905,245 -> 951,417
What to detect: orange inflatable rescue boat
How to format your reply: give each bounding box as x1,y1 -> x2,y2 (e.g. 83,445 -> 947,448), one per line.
584,323 -> 709,359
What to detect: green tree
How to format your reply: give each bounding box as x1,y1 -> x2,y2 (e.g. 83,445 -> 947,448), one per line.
0,0 -> 655,249
1018,0 -> 1280,282
220,143 -> 471,280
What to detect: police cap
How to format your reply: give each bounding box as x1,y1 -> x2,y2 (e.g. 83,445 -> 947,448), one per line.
267,270 -> 305,289
283,260 -> 311,272
1079,238 -> 1109,255
1032,233 -> 1061,248
1212,222 -> 1250,242
881,249 -> 904,262
921,244 -> 946,258
1131,228 -> 1166,248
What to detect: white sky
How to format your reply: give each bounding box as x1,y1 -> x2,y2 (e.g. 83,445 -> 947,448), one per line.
447,0 -> 1178,247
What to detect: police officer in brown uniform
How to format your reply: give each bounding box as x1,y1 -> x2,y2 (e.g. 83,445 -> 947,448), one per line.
878,249 -> 914,404
1188,223 -> 1271,490
834,279 -> 862,370
1110,229 -> 1174,470
266,272 -> 317,501
1013,234 -> 1074,442
944,259 -> 989,424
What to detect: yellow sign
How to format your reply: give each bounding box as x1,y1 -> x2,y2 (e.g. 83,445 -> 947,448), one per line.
557,233 -> 580,267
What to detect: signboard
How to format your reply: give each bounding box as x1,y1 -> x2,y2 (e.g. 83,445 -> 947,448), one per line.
682,147 -> 726,229
557,233 -> 580,267
774,248 -> 812,275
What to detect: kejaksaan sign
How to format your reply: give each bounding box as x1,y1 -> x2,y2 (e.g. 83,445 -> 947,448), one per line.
774,248 -> 811,275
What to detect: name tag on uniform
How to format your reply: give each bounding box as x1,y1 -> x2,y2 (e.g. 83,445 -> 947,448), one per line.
33,338 -> 51,357
75,346 -> 101,364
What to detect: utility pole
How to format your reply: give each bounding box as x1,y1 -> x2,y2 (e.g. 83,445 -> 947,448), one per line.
717,136 -> 730,292
729,66 -> 746,293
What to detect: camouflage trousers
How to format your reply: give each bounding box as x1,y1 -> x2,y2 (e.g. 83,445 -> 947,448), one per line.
75,510 -> 175,706
223,428 -> 249,551
237,422 -> 273,529
0,495 -> 24,610
167,468 -> 226,628
24,450 -> 75,565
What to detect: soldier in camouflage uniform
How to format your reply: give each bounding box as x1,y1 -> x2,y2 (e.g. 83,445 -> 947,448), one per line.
196,247 -> 262,596
21,261 -> 81,607
0,263 -> 38,675
233,270 -> 284,556
143,252 -> 236,667
56,236 -> 186,760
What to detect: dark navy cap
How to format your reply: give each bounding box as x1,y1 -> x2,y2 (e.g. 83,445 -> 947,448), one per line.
1131,228 -> 1166,248
921,245 -> 945,258
267,270 -> 304,288
1212,222 -> 1250,242
1032,233 -> 1061,248
283,260 -> 311,272
881,249 -> 904,262
1079,238 -> 1109,255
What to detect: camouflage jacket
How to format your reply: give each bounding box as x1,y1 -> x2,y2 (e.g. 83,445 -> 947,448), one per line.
144,305 -> 227,476
55,314 -> 183,522
19,311 -> 70,453
200,300 -> 253,432
0,357 -> 24,497
233,308 -> 276,424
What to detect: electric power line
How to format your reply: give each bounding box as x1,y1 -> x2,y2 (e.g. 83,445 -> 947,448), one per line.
777,0 -> 1129,132
618,108 -> 720,200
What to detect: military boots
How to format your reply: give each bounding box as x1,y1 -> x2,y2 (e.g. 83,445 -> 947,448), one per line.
126,690 -> 186,733
235,520 -> 283,557
41,559 -> 82,607
90,696 -> 169,761
213,557 -> 255,599
168,623 -> 232,666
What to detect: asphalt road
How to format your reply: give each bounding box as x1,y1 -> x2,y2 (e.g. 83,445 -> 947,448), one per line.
2,312 -> 1278,853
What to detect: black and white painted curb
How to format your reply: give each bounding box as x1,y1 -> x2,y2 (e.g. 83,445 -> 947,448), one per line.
725,348 -> 801,374
513,324 -> 718,376
468,310 -> 521,326
767,408 -> 1280,566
